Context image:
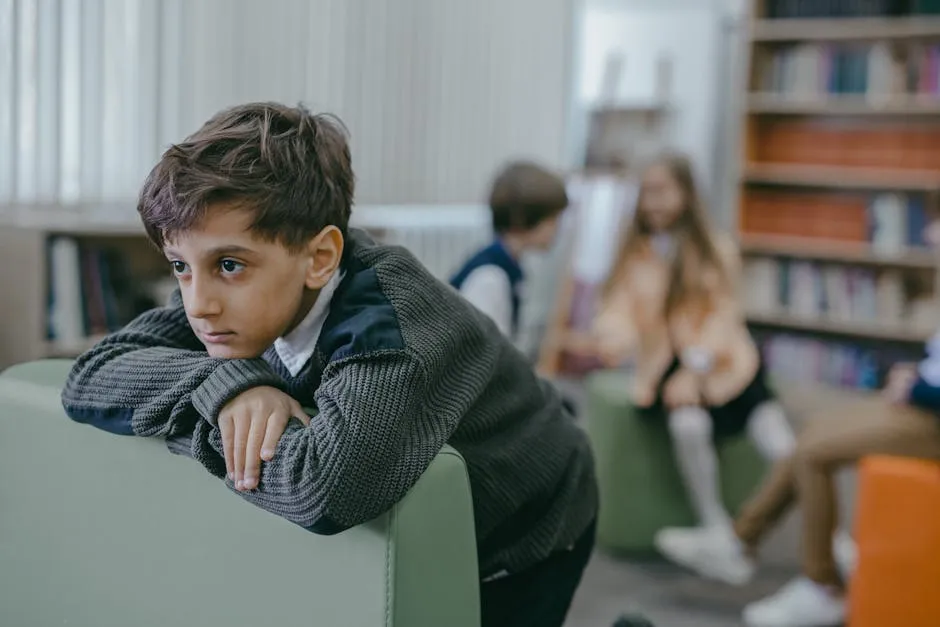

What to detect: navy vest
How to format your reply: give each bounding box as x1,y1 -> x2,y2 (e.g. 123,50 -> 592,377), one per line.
449,239 -> 524,333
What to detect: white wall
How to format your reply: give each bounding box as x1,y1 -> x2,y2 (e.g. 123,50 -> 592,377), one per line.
0,0 -> 574,209
570,0 -> 730,207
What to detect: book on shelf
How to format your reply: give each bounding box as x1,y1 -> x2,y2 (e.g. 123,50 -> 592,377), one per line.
759,333 -> 883,390
744,257 -> 893,323
758,41 -> 940,100
742,189 -> 937,330
750,117 -> 940,171
764,0 -> 940,18
742,188 -> 930,247
744,255 -> 936,332
45,236 -> 171,347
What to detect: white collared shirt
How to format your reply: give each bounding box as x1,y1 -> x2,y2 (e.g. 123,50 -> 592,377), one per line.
458,265 -> 514,338
274,269 -> 345,376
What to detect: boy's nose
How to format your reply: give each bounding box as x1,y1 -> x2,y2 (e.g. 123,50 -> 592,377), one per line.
186,281 -> 223,318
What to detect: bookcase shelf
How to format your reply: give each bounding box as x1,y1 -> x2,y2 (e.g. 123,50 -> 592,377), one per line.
748,93 -> 940,116
735,1 -> 940,392
743,163 -> 940,191
752,17 -> 940,42
746,311 -> 933,344
0,206 -> 168,371
740,235 -> 938,269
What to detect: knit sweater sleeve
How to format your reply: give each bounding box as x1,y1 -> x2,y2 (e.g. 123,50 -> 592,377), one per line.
211,348 -> 460,534
60,291 -> 286,437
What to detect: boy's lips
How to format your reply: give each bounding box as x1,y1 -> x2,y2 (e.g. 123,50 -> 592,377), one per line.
200,331 -> 236,344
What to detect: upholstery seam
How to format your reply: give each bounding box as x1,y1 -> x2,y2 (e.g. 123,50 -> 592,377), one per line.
385,507 -> 396,627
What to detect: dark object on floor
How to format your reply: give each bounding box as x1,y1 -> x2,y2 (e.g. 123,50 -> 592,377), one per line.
612,613 -> 656,627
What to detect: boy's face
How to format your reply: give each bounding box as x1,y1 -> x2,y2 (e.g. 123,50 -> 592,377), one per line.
526,214 -> 561,251
163,204 -> 342,359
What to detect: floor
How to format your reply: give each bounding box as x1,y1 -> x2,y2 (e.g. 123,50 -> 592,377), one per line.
565,519 -> 796,626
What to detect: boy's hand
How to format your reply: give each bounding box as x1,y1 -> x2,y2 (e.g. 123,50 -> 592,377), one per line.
217,386 -> 310,491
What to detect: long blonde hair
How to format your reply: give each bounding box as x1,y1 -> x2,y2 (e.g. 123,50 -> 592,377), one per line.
602,154 -> 729,316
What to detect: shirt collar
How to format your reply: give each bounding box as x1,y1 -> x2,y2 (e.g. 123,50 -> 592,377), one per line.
274,269 -> 345,376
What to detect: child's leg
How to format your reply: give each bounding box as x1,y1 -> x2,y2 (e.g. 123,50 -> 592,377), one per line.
742,397 -> 940,626
745,400 -> 861,576
745,400 -> 796,461
480,521 -> 595,627
667,405 -> 733,532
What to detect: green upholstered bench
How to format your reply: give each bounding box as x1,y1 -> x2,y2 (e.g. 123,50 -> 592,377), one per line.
584,369 -> 767,554
0,359 -> 480,627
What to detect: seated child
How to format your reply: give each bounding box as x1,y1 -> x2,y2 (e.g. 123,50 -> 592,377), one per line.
60,102 -> 598,627
450,161 -> 567,341
655,214 -> 940,627
591,154 -> 796,564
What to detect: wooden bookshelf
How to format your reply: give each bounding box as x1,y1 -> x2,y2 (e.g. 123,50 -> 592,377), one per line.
748,93 -> 940,116
740,235 -> 939,269
751,16 -> 940,42
735,1 -> 940,391
743,163 -> 940,191
746,311 -> 934,344
0,206 -> 168,371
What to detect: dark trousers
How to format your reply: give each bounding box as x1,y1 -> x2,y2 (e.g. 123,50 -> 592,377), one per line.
480,520 -> 596,627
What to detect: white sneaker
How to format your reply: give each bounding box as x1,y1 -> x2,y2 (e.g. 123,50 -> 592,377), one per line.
833,530 -> 857,581
742,577 -> 846,627
654,526 -> 755,586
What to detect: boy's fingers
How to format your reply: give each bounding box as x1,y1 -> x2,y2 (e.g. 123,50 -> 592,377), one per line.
219,413 -> 235,481
291,400 -> 311,426
242,418 -> 267,490
260,411 -> 289,461
233,413 -> 248,490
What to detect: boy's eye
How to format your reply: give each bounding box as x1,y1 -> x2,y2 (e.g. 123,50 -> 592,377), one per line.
220,258 -> 245,275
170,260 -> 189,275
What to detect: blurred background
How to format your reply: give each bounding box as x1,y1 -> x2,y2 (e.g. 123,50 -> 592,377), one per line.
4,0 -> 940,625
0,0 -> 746,371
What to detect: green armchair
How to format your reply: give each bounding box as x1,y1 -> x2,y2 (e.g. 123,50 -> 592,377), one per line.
0,359 -> 480,627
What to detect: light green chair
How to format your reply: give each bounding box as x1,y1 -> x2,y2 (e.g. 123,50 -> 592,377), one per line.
585,369 -> 767,554
0,359 -> 480,627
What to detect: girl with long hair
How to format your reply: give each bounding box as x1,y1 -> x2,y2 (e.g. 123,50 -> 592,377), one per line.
592,154 -> 796,584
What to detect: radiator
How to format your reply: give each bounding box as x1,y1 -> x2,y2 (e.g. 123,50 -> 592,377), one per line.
350,204 -> 492,281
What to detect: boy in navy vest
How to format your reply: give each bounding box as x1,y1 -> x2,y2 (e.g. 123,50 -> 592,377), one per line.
450,161 -> 568,342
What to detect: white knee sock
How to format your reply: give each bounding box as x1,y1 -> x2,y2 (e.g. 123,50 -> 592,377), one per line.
746,401 -> 796,462
667,406 -> 733,532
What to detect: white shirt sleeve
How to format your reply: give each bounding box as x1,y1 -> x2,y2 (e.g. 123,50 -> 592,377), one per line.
458,265 -> 514,337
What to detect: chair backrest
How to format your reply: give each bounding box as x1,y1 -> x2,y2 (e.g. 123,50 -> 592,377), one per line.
0,359 -> 480,627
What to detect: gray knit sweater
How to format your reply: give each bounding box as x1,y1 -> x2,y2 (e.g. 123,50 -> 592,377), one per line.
61,228 -> 597,578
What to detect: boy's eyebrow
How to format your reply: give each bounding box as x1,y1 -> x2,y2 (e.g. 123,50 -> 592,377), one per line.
163,245 -> 258,259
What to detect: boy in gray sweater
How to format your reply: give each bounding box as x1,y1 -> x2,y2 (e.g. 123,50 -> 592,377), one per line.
61,102 -> 597,627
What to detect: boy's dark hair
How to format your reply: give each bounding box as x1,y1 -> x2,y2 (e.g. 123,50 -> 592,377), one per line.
138,102 -> 354,251
488,161 -> 568,234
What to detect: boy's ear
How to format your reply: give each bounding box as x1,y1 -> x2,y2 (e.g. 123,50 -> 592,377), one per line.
304,226 -> 344,289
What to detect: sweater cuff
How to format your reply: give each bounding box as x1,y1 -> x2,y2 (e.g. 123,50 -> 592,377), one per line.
191,359 -> 285,426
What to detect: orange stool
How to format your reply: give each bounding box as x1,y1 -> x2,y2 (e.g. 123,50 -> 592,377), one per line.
848,455 -> 940,627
